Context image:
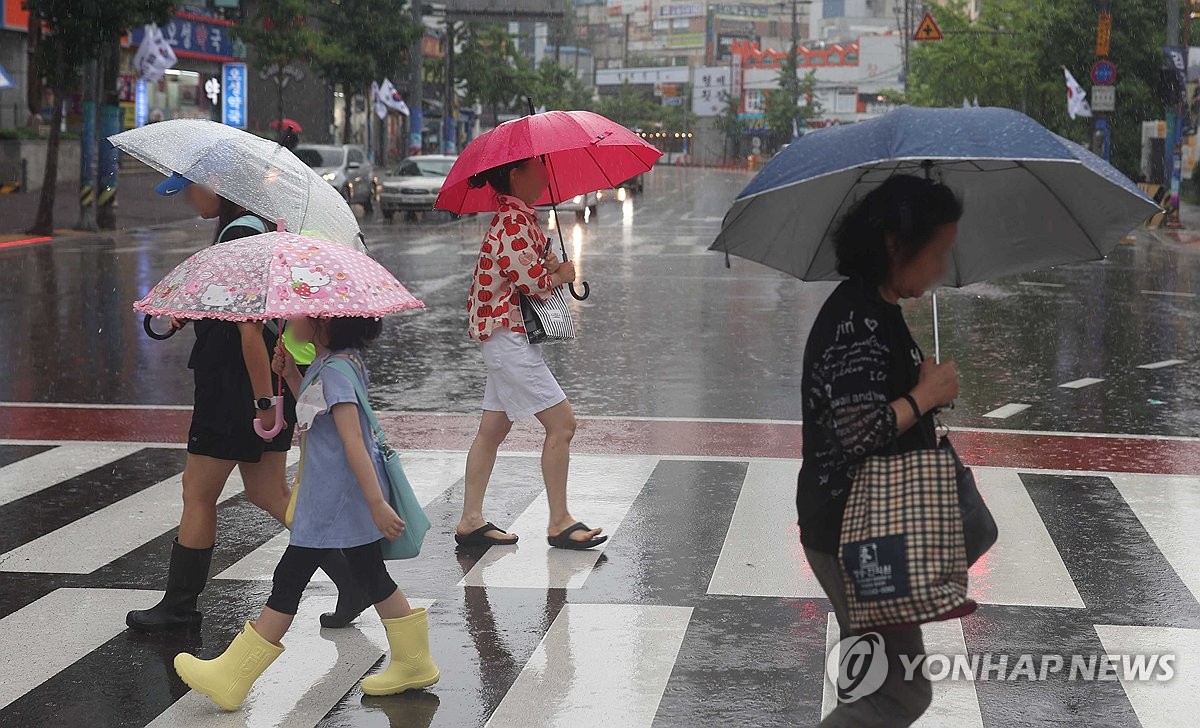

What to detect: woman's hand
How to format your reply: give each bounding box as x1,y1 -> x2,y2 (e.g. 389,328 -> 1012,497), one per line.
272,339 -> 300,381
914,359 -> 959,411
552,261 -> 577,286
371,500 -> 406,541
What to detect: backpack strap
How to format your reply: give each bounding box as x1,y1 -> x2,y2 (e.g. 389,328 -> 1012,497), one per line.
217,213 -> 267,243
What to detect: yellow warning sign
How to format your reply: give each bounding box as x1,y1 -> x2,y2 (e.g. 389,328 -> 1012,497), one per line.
914,11 -> 944,42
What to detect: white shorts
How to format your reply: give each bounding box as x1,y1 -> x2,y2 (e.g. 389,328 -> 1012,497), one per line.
481,328 -> 567,421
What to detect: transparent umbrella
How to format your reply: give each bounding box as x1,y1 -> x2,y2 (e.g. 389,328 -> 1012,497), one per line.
109,119 -> 365,251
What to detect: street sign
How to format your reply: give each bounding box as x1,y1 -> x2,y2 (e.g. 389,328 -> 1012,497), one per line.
1095,11 -> 1112,57
1091,85 -> 1116,112
221,62 -> 247,128
913,11 -> 943,42
1091,60 -> 1116,86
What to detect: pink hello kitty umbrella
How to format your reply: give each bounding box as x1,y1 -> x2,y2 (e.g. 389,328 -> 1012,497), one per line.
134,225 -> 424,438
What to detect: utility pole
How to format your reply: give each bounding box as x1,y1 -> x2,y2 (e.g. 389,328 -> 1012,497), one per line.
443,21 -> 455,154
1168,0 -> 1184,226
409,0 -> 424,156
791,0 -> 799,80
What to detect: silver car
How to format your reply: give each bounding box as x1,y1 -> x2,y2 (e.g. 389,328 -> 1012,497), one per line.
294,144 -> 376,214
379,155 -> 457,220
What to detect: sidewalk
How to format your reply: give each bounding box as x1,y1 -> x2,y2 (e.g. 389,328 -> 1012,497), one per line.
0,169 -> 194,238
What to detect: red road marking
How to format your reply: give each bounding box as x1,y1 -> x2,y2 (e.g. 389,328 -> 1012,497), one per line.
0,236 -> 53,251
2,405 -> 1200,475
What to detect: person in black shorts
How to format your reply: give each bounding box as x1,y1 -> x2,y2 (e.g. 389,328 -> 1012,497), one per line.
126,172 -> 369,632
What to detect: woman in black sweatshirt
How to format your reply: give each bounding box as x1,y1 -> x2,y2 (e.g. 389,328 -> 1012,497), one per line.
798,174 -> 962,727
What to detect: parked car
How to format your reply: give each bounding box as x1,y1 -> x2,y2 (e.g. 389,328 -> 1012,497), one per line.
294,144 -> 376,214
539,190 -> 600,222
378,154 -> 457,221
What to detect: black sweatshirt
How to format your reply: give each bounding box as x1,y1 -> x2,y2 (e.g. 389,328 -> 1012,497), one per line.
797,278 -> 936,554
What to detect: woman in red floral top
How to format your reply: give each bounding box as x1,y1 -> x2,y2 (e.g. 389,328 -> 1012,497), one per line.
455,157 -> 606,550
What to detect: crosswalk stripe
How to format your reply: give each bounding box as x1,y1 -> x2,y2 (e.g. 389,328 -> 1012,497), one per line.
1108,473 -> 1200,604
0,443 -> 142,507
1060,378 -> 1105,389
821,615 -> 984,726
459,455 -> 658,590
485,604 -> 693,728
967,467 -> 1084,608
0,452 -> 298,574
1093,624 -> 1200,726
146,595 -> 436,727
983,403 -> 1032,419
0,587 -> 160,710
215,452 -> 464,582
707,459 -> 824,597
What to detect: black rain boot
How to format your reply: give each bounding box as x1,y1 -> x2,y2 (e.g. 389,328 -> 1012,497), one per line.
319,549 -> 371,628
126,539 -> 213,632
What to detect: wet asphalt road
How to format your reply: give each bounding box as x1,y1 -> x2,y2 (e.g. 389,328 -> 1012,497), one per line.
2,166 -> 1199,436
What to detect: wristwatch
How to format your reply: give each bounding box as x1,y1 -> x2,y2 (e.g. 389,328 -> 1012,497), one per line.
254,396 -> 279,411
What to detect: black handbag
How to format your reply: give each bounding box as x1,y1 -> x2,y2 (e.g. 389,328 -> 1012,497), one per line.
939,435 -> 998,566
520,287 -> 576,344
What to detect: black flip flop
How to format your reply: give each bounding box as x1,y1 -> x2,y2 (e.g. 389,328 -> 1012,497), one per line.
547,522 -> 607,550
455,522 -> 518,548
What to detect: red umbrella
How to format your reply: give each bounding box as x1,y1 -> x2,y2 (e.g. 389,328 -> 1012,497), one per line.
269,118 -> 303,133
437,106 -> 661,299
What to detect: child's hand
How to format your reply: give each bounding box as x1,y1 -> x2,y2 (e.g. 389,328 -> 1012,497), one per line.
371,500 -> 406,541
272,339 -> 299,380
169,317 -> 189,331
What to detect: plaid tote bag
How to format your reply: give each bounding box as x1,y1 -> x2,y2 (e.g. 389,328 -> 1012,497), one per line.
520,286 -> 576,343
839,448 -> 978,633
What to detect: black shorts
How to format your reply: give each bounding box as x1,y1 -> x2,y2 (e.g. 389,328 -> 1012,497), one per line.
186,368 -> 298,464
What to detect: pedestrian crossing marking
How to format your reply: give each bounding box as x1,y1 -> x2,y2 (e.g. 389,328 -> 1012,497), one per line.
486,604 -> 693,728
0,587 -> 160,710
1093,624 -> 1200,727
0,443 -> 142,507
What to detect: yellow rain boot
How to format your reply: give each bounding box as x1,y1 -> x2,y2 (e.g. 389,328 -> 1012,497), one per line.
361,608 -> 440,696
173,621 -> 284,711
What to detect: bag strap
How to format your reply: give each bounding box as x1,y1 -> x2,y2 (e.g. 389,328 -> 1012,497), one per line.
297,353 -> 336,397
218,213 -> 267,243
323,355 -> 388,447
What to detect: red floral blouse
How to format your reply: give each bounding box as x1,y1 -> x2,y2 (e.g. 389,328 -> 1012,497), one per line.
467,194 -> 557,342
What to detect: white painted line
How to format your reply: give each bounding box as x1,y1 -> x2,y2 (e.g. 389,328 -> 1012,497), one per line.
460,455 -> 658,590
1018,281 -> 1066,288
1059,378 -> 1105,390
965,468 -> 1084,608
216,452 -> 462,582
1093,625 -> 1200,727
1138,359 -> 1186,370
0,452 -> 298,574
147,595 -> 435,727
1140,290 -> 1197,298
982,403 -> 1032,419
0,588 -> 160,709
0,402 -> 192,410
1109,473 -> 1200,605
0,443 -> 143,507
822,615 -> 984,727
486,604 -> 693,728
707,460 -> 824,597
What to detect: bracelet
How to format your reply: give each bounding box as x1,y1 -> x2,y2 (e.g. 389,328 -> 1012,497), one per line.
902,394 -> 923,420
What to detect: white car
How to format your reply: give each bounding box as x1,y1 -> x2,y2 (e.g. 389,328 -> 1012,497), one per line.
378,154 -> 457,220
539,190 -> 599,222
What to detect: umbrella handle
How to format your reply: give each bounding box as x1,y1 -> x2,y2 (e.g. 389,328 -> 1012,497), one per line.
569,281 -> 590,300
143,314 -> 176,340
253,404 -> 284,441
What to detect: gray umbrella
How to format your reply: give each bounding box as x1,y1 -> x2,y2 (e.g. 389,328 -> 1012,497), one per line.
711,106 -> 1160,359
110,119 -> 365,251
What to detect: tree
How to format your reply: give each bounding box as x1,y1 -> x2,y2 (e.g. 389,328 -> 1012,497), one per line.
311,0 -> 420,144
764,56 -> 821,150
714,91 -> 746,160
23,0 -> 172,235
236,0 -> 323,137
593,81 -> 661,130
456,24 -> 535,125
909,0 -> 1165,179
531,60 -> 594,111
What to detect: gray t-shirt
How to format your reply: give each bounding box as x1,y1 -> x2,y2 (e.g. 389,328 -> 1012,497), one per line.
291,350 -> 387,548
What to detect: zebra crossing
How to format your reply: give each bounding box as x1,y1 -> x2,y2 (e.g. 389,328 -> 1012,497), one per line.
1,440 -> 1199,727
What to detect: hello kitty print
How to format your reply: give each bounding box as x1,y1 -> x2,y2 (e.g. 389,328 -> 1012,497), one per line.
134,232 -> 424,322
467,195 -> 556,342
